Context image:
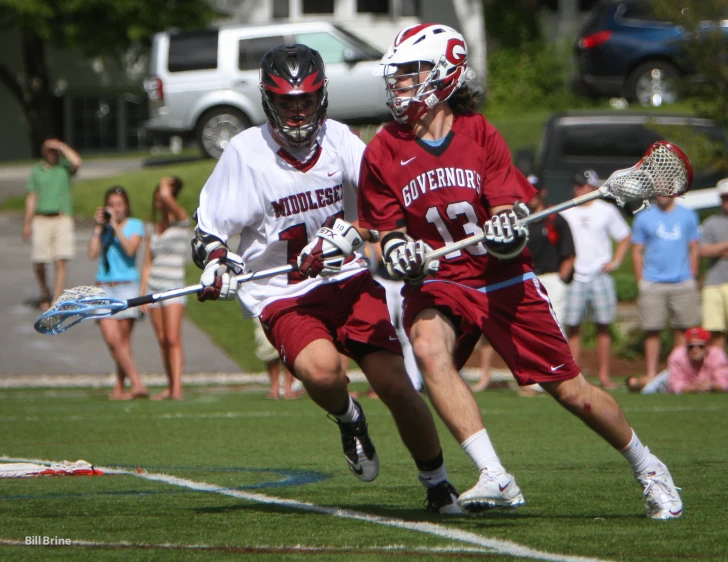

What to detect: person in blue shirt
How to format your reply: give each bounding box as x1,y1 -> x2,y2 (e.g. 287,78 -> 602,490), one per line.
630,195 -> 701,390
88,186 -> 148,400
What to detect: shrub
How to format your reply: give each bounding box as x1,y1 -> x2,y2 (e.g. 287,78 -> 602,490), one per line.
485,41 -> 592,112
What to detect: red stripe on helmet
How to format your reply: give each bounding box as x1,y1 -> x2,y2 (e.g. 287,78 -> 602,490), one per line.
264,74 -> 295,95
395,23 -> 434,46
297,71 -> 323,93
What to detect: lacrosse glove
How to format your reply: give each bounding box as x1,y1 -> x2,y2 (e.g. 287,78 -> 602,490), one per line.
382,232 -> 439,284
298,218 -> 363,278
199,247 -> 245,301
482,202 -> 530,260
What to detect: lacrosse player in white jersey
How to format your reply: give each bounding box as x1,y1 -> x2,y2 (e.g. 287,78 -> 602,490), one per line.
192,44 -> 460,513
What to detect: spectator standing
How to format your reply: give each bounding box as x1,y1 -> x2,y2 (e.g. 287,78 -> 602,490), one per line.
631,196 -> 700,387
22,139 -> 82,310
88,186 -> 148,400
525,176 -> 575,323
562,169 -> 631,390
632,327 -> 728,394
699,178 -> 728,347
140,177 -> 190,401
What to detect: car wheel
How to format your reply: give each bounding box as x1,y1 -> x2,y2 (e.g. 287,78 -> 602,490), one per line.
196,107 -> 250,159
626,61 -> 680,107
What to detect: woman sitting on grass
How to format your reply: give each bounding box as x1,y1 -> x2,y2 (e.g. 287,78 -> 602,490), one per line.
140,177 -> 190,401
88,186 -> 148,400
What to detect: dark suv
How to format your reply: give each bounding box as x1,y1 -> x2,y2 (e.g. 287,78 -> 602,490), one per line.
573,0 -> 690,106
530,111 -> 726,208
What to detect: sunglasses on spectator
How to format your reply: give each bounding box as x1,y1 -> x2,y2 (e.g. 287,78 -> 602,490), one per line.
688,343 -> 706,349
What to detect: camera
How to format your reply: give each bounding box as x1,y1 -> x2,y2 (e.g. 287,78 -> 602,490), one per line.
103,210 -> 111,222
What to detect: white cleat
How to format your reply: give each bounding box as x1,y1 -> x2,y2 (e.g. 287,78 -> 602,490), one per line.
637,458 -> 683,520
457,468 -> 526,513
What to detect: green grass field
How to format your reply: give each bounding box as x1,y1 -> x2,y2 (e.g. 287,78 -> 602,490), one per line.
1,386 -> 726,561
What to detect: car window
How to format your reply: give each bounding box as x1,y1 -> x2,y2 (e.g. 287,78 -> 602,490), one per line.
168,30 -> 219,73
333,26 -> 383,59
295,31 -> 351,64
579,5 -> 612,36
238,36 -> 286,71
561,124 -> 661,159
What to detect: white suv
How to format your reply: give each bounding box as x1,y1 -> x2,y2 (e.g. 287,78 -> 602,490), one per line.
144,21 -> 389,158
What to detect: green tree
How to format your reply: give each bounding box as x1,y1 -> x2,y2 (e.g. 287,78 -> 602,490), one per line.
649,0 -> 728,171
0,0 -> 218,155
483,0 -> 542,50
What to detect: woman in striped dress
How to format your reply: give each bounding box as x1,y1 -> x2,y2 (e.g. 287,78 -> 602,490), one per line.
141,176 -> 190,400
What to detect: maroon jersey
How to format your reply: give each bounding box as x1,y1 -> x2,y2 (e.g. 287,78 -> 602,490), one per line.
358,113 -> 537,288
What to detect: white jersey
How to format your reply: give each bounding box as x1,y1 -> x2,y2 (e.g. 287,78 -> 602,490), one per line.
196,119 -> 368,318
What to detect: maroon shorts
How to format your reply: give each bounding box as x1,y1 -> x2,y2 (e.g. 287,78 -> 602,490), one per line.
259,271 -> 401,372
402,273 -> 579,386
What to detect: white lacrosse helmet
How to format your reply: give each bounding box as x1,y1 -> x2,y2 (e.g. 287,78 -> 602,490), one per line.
377,23 -> 468,124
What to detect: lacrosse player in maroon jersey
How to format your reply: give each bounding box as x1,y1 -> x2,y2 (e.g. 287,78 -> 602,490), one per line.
193,44 -> 460,513
357,23 -> 682,519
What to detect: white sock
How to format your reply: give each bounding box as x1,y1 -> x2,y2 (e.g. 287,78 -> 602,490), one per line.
461,429 -> 504,472
418,465 -> 448,488
334,397 -> 361,424
620,429 -> 652,475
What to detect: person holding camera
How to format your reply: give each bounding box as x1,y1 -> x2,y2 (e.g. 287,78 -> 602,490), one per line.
140,177 -> 190,400
88,186 -> 148,400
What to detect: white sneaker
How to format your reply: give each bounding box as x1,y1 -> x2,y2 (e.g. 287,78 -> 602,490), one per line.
637,458 -> 683,520
457,468 -> 525,513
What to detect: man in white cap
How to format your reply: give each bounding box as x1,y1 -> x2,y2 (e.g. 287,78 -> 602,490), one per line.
699,178 -> 728,346
562,168 -> 631,389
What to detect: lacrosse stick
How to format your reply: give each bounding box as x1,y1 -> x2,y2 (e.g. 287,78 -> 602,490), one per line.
34,263 -> 296,335
427,141 -> 693,261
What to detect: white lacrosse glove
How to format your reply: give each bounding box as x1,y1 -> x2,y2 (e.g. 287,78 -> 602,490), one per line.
382,232 -> 440,284
483,203 -> 530,260
298,218 -> 363,278
199,247 -> 245,301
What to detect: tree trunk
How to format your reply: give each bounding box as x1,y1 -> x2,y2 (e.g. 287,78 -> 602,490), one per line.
20,27 -> 56,157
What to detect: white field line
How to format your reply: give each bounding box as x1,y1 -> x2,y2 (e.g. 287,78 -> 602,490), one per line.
0,538 -> 492,555
0,456 -> 609,562
0,368 -> 503,389
0,404 -> 721,425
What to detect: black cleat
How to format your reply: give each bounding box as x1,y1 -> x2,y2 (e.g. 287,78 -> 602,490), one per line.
425,481 -> 463,514
330,400 -> 380,482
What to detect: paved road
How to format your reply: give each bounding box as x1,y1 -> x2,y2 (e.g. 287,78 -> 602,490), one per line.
0,211 -> 240,377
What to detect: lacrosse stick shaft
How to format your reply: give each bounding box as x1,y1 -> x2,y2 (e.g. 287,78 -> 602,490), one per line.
426,190 -> 603,261
124,264 -> 296,308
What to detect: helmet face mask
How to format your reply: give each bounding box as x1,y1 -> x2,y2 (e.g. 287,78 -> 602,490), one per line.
260,44 -> 328,148
379,24 -> 468,124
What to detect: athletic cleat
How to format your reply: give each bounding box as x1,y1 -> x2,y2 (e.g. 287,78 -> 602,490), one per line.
637,459 -> 683,520
331,401 -> 380,482
424,481 -> 463,514
457,468 -> 525,513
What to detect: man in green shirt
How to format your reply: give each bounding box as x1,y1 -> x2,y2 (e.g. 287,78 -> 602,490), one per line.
22,139 -> 83,310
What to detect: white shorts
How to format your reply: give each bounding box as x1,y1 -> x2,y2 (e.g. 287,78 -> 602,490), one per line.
96,282 -> 142,320
146,281 -> 188,308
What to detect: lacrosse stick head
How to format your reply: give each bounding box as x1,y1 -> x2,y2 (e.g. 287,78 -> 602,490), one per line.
600,141 -> 693,209
34,286 -> 126,335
